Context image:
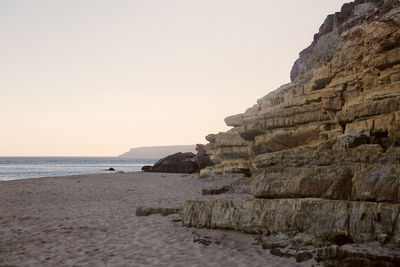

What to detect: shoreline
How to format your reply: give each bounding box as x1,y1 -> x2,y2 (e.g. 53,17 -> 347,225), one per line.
0,171 -> 138,182
0,156 -> 157,181
0,172 -> 312,266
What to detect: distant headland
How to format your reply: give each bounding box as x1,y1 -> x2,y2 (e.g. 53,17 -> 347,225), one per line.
118,145 -> 196,159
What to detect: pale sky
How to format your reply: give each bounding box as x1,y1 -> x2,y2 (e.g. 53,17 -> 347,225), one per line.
0,0 -> 349,156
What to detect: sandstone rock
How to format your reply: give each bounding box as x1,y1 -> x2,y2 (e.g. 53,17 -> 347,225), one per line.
269,247 -> 313,263
195,0 -> 400,255
224,114 -> 244,127
251,165 -> 354,200
205,134 -> 216,143
389,121 -> 400,145
293,233 -> 318,246
182,199 -> 400,244
136,206 -> 182,216
332,128 -> 370,150
205,2 -> 400,176
251,144 -> 400,203
316,244 -> 400,267
352,164 -> 400,202
291,0 -> 399,82
202,186 -> 230,195
204,129 -> 250,175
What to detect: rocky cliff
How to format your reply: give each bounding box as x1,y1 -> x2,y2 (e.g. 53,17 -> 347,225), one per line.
184,0 -> 400,264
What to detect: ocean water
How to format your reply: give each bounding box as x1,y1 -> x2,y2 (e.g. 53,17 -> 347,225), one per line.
0,157 -> 157,181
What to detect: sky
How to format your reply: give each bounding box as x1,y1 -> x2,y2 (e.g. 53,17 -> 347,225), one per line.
0,0 -> 349,156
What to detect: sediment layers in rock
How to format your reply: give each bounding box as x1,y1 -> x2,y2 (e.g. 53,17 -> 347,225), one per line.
182,198 -> 400,244
204,1 -> 400,176
203,128 -> 251,175
252,145 -> 400,202
187,0 -> 400,249
240,11 -> 400,154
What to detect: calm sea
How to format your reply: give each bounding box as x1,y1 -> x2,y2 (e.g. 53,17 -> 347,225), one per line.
0,157 -> 157,181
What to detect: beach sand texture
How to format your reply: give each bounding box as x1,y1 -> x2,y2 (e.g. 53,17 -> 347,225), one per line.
0,172 -> 316,266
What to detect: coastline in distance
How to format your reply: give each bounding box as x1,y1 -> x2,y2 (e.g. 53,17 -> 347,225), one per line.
118,145 -> 197,159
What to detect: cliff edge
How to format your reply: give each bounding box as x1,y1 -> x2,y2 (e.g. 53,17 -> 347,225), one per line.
183,1 -> 400,264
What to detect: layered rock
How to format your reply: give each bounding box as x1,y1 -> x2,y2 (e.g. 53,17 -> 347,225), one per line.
184,0 -> 400,256
251,145 -> 400,202
290,0 -> 400,82
202,127 -> 251,175
183,198 -> 400,244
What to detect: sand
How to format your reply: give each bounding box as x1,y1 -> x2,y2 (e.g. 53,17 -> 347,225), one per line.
0,172 -> 317,266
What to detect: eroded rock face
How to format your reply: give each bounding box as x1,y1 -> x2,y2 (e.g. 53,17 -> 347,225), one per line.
203,128 -> 251,175
251,145 -> 400,202
182,199 -> 400,244
290,0 -> 400,82
205,0 -> 400,177
186,0 -> 400,254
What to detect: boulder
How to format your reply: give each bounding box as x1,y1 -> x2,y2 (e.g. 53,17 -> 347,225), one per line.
141,165 -> 152,171
224,114 -> 244,127
144,152 -> 198,173
142,144 -> 213,174
332,128 -> 370,150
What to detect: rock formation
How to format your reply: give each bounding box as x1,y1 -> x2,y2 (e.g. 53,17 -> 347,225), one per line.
142,144 -> 213,173
143,152 -> 199,173
203,127 -> 251,175
183,0 -> 400,264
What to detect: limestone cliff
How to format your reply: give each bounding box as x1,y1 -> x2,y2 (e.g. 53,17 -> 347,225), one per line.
184,0 -> 400,261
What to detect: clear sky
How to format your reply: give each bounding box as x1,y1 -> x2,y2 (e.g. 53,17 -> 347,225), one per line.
0,0 -> 349,156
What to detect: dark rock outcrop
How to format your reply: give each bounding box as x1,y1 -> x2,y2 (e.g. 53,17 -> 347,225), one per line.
143,144 -> 213,173
144,152 -> 198,173
141,165 -> 152,171
195,144 -> 214,170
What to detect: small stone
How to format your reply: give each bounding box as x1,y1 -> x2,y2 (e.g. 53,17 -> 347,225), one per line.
136,206 -> 181,217
378,234 -> 389,245
294,233 -> 317,246
295,251 -> 313,263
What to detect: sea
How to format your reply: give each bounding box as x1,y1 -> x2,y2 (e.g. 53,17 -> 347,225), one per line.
0,157 -> 158,181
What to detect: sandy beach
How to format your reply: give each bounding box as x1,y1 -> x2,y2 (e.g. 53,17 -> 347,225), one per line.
0,172 -> 317,266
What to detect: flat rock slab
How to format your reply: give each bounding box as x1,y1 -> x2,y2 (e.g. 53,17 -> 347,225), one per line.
182,198 -> 400,244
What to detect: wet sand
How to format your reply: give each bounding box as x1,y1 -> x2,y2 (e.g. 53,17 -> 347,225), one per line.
0,172 -> 316,266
